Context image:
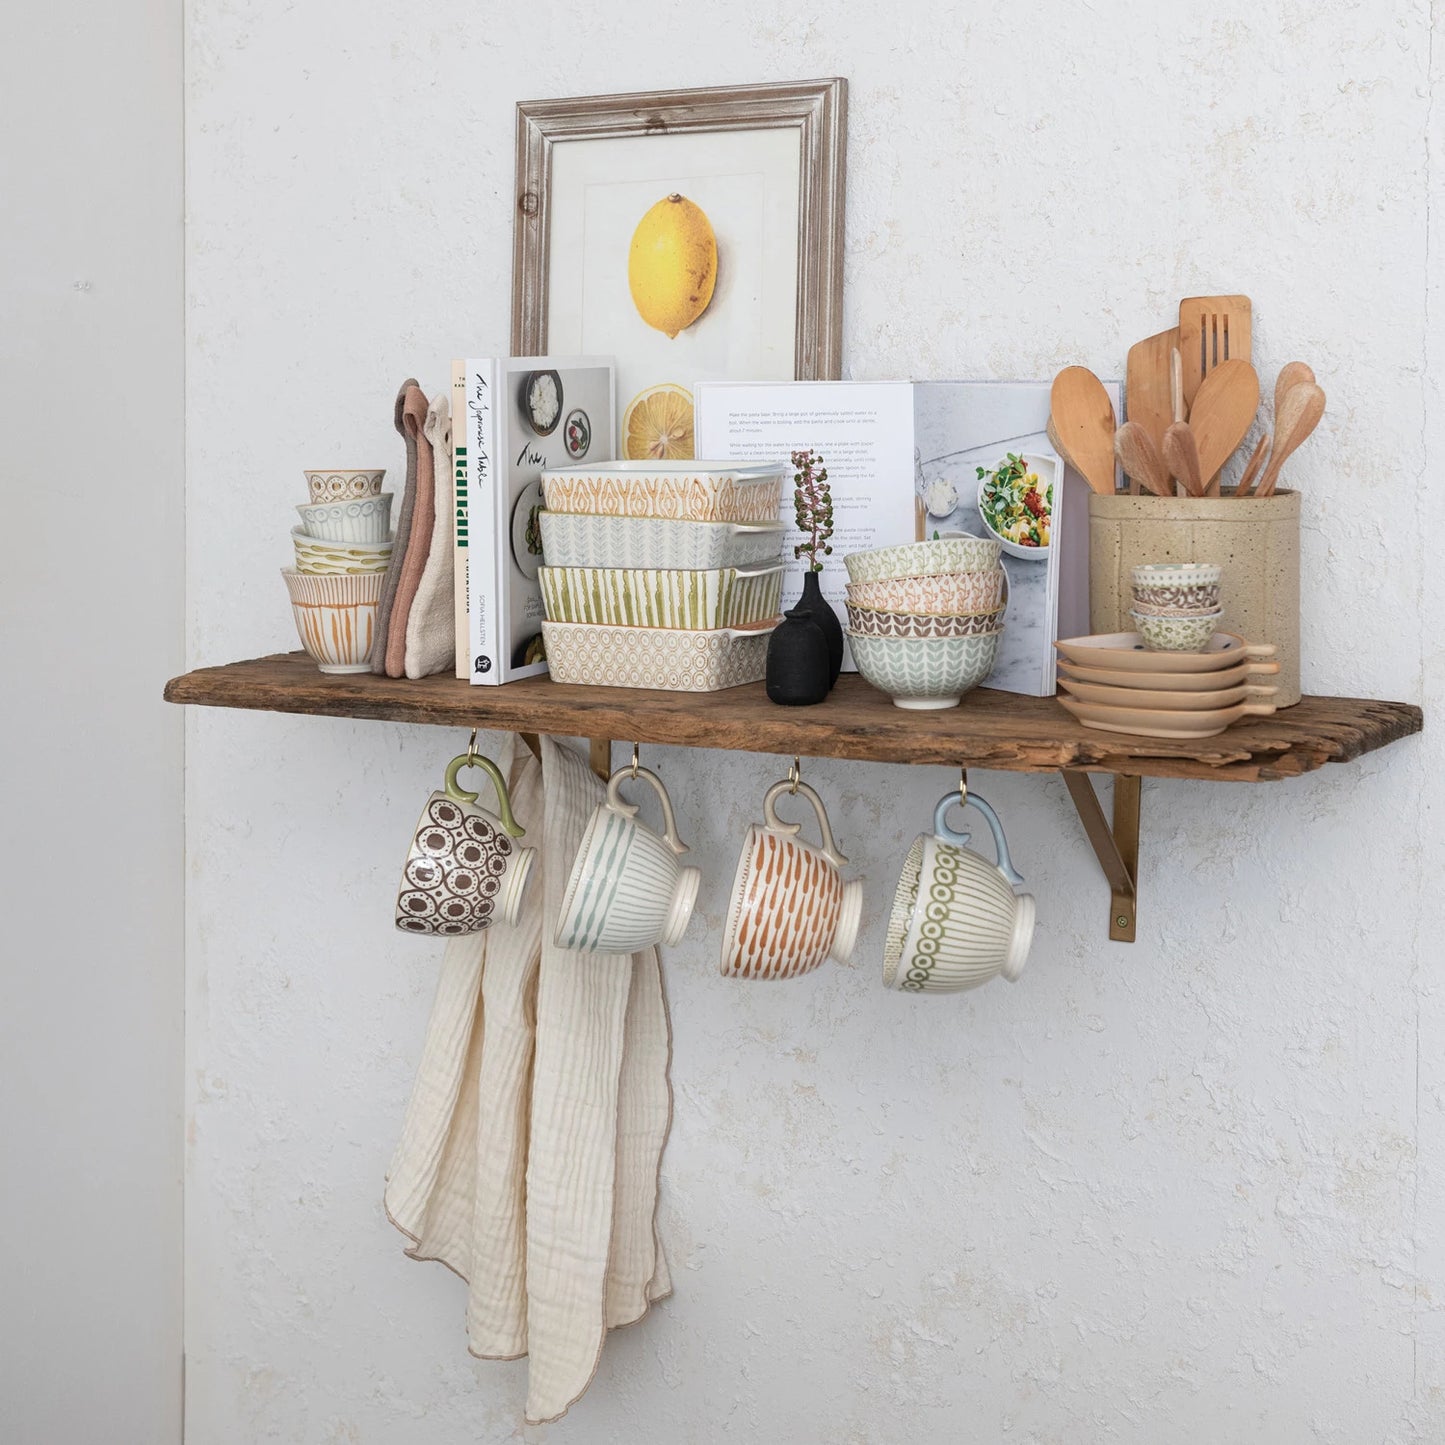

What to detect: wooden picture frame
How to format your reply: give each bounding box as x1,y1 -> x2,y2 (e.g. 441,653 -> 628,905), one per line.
511,78 -> 847,387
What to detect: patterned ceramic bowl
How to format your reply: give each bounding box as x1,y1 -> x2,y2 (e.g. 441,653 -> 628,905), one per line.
282,568 -> 383,673
291,528 -> 393,575
846,602 -> 1005,640
542,619 -> 778,692
844,536 -> 1002,584
1131,561 -> 1222,587
1131,581 -> 1222,612
1129,596 -> 1222,619
848,629 -> 1002,709
1129,608 -> 1223,653
539,562 -> 783,630
304,469 -> 386,503
845,568 -> 1006,616
541,461 -> 785,523
296,493 -> 394,543
538,510 -> 786,570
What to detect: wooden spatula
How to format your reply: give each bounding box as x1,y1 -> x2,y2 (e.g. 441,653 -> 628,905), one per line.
1050,366 -> 1118,495
1179,295 -> 1252,410
1125,328 -> 1178,467
1162,422 -> 1204,498
1188,358 -> 1259,495
1114,423 -> 1172,498
1255,383 -> 1325,498
1234,433 -> 1270,498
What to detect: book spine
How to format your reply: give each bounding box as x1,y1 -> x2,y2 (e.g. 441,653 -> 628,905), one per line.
466,360 -> 501,685
451,359 -> 468,679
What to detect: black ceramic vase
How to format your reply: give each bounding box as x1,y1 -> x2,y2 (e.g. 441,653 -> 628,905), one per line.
766,604 -> 830,706
799,569 -> 844,688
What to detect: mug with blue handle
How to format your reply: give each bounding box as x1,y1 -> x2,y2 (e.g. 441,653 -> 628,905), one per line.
882,789 -> 1035,993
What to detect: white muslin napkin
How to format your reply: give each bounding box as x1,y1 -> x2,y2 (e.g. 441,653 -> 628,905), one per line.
385,734 -> 672,1424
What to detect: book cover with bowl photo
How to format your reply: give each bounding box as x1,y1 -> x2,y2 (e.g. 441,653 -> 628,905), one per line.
457,356 -> 616,685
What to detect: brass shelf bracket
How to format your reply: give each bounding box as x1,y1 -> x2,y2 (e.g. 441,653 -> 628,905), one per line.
1061,771 -> 1141,943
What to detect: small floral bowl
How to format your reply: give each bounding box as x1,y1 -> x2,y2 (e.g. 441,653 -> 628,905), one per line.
845,569 -> 1006,616
1129,596 -> 1222,619
846,602 -> 1005,640
844,536 -> 1001,585
304,469 -> 386,503
1130,608 -> 1223,653
849,629 -> 1002,709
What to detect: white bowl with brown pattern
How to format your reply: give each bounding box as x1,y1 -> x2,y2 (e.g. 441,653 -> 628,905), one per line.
846,602 -> 1005,640
846,569 -> 1006,616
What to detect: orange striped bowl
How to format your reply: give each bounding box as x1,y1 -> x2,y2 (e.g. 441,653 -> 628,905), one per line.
281,568 -> 382,673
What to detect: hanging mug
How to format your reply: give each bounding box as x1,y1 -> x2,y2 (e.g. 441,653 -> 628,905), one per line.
395,752 -> 535,936
882,789 -> 1035,993
721,776 -> 863,980
555,764 -> 701,954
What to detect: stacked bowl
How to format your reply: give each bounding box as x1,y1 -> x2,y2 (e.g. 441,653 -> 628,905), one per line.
283,469 -> 393,673
536,461 -> 788,692
844,536 -> 1006,709
1128,562 -> 1222,652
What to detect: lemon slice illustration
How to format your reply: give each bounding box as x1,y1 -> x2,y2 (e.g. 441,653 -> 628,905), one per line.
623,384 -> 695,461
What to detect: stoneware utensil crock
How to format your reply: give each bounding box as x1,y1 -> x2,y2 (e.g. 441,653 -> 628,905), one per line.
883,790 -> 1035,994
721,778 -> 863,980
396,752 -> 535,936
555,764 -> 701,954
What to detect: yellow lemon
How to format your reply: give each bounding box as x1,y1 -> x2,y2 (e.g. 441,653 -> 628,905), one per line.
628,194 -> 717,338
623,384 -> 694,461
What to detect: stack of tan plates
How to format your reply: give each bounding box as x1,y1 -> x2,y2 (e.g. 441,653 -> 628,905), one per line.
1054,631 -> 1281,739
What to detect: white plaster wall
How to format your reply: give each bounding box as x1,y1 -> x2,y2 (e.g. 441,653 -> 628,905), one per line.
184,1 -> 1442,1440
0,0 -> 184,1439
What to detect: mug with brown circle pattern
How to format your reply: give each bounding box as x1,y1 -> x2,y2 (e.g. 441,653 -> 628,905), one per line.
395,752 -> 535,936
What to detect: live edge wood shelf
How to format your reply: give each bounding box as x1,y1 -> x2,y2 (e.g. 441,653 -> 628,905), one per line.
165,652 -> 1423,944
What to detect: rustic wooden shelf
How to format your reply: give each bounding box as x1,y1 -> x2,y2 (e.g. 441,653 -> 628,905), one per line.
165,651 -> 1422,942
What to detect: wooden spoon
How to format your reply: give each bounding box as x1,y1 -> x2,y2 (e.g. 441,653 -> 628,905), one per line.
1162,422 -> 1204,498
1234,433 -> 1270,498
1113,423 -> 1173,498
1050,366 -> 1118,495
1274,361 -> 1316,422
1188,358 -> 1260,495
1255,383 -> 1325,498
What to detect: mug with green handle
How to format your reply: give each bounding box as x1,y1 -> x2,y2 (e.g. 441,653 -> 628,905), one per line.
395,751 -> 536,936
883,789 -> 1035,993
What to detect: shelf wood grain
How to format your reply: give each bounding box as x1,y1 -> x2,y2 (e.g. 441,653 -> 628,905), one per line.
164,652 -> 1422,784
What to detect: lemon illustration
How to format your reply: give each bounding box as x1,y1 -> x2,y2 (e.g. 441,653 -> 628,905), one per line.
627,195 -> 718,338
623,384 -> 694,460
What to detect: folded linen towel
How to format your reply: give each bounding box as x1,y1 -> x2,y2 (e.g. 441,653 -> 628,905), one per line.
385,384 -> 436,677
385,735 -> 671,1425
403,392 -> 456,679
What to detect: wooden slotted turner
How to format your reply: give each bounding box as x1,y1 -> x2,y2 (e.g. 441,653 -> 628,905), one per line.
1179,295 -> 1252,411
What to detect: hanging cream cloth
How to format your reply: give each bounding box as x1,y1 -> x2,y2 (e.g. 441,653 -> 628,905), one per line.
385,734 -> 673,1424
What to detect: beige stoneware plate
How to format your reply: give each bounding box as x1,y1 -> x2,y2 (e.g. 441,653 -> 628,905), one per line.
1055,656 -> 1281,691
1053,630 -> 1275,673
1057,694 -> 1279,739
1056,675 -> 1279,711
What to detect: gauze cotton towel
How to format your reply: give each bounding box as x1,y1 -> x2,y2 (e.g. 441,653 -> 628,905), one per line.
403,391 -> 456,679
372,379 -> 425,673
385,735 -> 672,1425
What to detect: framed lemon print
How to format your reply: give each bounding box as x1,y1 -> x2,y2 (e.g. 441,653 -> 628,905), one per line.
512,79 -> 847,461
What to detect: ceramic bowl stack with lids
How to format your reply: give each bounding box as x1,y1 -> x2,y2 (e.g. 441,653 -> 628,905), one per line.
283,469 -> 393,673
535,460 -> 789,691
843,536 -> 1007,708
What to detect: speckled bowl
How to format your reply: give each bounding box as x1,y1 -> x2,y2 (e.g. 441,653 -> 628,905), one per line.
1129,608 -> 1223,652
848,629 -> 1002,709
844,536 -> 1002,584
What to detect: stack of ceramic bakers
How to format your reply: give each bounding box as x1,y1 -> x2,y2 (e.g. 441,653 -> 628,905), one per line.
284,470 -> 394,673
1054,631 -> 1281,738
843,536 -> 1007,709
535,460 -> 788,691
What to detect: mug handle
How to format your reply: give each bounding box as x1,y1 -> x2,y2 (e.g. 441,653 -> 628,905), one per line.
762,779 -> 849,869
443,753 -> 525,837
932,789 -> 1025,888
606,765 -> 689,856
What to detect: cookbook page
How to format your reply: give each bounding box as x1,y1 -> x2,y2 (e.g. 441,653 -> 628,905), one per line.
694,380 -> 916,669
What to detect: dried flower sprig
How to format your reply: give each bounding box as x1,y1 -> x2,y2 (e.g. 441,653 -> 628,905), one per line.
791,448 -> 833,572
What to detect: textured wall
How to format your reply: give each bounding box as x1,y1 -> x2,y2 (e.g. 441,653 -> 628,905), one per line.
185,1 -> 1442,1439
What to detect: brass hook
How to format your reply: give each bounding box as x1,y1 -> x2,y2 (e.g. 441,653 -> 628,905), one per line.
467,728 -> 482,764
788,756 -> 802,794
959,766 -> 968,805
630,742 -> 641,779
